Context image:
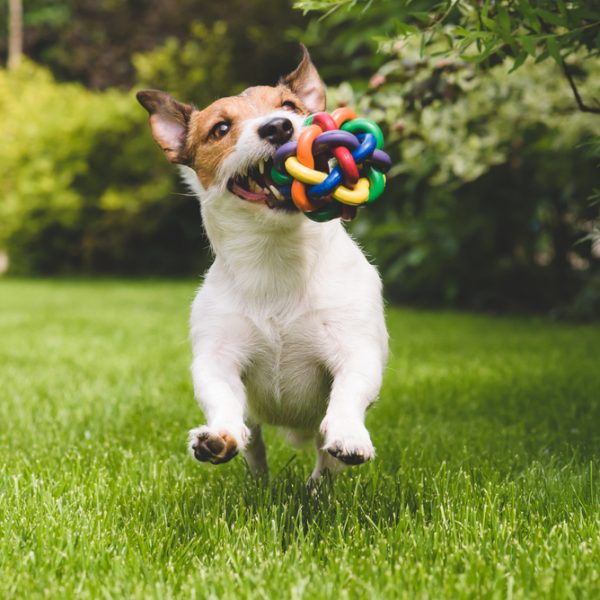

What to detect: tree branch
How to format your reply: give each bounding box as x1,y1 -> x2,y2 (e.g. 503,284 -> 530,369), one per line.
8,0 -> 23,70
563,65 -> 600,115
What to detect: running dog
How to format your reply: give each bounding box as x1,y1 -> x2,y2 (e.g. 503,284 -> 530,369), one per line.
137,45 -> 388,481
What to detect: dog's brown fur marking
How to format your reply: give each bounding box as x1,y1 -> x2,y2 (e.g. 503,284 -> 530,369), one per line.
138,44 -> 325,189
186,86 -> 308,188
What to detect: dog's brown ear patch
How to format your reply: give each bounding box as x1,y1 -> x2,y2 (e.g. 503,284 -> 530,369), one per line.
136,90 -> 194,164
280,44 -> 326,114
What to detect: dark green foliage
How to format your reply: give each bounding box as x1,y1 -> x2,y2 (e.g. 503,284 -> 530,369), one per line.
133,21 -> 235,106
6,197 -> 209,276
296,1 -> 600,72
332,46 -> 600,314
0,62 -> 207,276
298,0 -> 600,317
0,2 -> 307,278
1,0 -> 599,317
1,0 -> 308,89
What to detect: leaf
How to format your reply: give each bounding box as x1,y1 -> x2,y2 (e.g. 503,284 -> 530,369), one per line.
453,26 -> 473,38
546,36 -> 562,65
409,11 -> 431,23
509,50 -> 528,73
419,31 -> 427,58
443,31 -> 455,49
535,48 -> 550,63
518,0 -> 542,34
534,8 -> 566,28
556,0 -> 568,19
394,19 -> 418,36
518,35 -> 537,57
497,7 -> 511,35
480,14 -> 497,32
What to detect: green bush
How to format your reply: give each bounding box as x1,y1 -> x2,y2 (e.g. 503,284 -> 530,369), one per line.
2,35 -> 599,318
0,61 -> 208,275
133,21 -> 235,105
325,39 -> 600,315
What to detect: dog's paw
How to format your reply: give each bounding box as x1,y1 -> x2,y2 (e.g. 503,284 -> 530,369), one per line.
188,426 -> 247,465
320,418 -> 375,466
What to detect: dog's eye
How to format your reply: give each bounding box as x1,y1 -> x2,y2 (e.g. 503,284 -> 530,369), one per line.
282,100 -> 298,112
210,121 -> 230,140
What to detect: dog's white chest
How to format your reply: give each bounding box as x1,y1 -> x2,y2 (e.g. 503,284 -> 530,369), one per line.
243,313 -> 331,429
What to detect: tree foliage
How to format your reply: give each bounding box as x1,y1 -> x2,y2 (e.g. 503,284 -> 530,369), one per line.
133,21 -> 235,106
1,0 -> 308,89
330,41 -> 600,313
296,1 -> 600,66
296,0 -> 600,317
1,0 -> 599,317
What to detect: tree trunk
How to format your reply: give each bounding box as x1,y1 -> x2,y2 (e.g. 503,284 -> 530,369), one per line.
8,0 -> 23,70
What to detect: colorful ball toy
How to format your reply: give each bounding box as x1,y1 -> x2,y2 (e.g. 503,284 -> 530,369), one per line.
271,107 -> 392,222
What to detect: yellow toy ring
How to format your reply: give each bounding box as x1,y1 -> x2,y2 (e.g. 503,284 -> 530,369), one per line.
285,157 -> 370,206
285,156 -> 325,185
332,177 -> 370,205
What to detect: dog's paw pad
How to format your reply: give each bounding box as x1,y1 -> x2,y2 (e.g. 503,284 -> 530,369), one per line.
326,443 -> 373,465
189,428 -> 238,465
320,419 -> 375,466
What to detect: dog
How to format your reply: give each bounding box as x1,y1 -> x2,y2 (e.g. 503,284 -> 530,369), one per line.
137,45 -> 388,481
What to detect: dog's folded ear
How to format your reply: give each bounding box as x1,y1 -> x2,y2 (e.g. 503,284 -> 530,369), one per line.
136,90 -> 194,164
280,44 -> 326,114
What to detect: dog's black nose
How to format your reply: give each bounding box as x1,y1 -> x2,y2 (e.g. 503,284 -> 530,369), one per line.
258,117 -> 293,146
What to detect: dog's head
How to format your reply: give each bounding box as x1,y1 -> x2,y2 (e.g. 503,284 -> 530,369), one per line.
136,45 -> 325,218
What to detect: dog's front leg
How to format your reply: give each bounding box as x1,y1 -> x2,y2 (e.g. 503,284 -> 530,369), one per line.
188,349 -> 250,465
188,306 -> 260,467
319,327 -> 387,468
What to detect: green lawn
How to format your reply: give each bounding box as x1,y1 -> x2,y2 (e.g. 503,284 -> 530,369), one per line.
0,279 -> 599,599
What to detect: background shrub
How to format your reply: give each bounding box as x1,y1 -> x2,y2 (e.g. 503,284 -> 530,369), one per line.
0,61 -> 207,275
0,0 -> 598,317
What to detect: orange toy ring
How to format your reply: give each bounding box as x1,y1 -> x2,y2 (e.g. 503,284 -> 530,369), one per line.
292,124 -> 322,211
331,107 -> 357,128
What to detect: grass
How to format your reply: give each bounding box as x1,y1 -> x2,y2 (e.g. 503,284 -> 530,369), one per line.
0,279 -> 599,599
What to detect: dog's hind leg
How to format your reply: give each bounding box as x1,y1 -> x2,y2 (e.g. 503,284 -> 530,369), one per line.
309,432 -> 344,483
243,423 -> 268,478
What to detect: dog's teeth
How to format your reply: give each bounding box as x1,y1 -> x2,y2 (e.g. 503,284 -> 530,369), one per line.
258,160 -> 265,174
249,179 -> 260,193
269,185 -> 284,201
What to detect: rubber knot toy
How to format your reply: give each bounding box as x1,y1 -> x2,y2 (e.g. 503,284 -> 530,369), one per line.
271,107 -> 392,222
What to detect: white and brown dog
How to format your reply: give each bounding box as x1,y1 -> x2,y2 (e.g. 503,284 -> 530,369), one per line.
137,46 -> 388,481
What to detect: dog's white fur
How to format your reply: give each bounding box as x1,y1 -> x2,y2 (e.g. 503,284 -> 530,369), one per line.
139,50 -> 388,479
181,123 -> 387,479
